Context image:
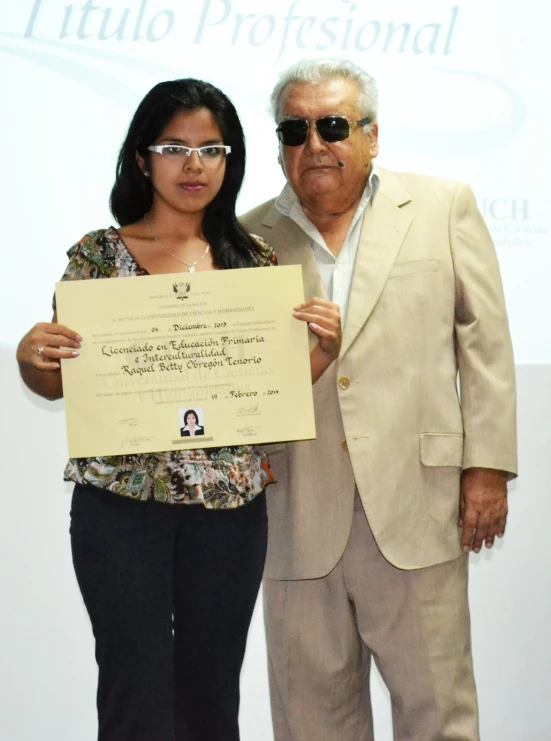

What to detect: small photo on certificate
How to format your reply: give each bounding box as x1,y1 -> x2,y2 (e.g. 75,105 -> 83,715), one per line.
179,408 -> 205,438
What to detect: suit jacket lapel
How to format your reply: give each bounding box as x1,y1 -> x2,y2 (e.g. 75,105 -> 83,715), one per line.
340,169 -> 413,359
261,203 -> 327,303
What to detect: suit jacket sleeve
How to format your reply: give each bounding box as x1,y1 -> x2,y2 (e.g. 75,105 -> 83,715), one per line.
450,183 -> 517,478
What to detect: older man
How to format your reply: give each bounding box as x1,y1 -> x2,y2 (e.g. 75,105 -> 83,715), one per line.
242,58 -> 517,741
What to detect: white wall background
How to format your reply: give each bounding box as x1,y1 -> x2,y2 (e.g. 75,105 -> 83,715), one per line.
1,1 -> 550,739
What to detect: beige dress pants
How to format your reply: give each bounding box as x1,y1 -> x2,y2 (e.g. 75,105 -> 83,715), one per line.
263,494 -> 479,741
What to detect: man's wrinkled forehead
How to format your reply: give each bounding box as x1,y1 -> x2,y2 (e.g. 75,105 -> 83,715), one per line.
280,78 -> 363,121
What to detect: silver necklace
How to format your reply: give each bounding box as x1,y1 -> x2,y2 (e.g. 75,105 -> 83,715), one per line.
143,214 -> 210,273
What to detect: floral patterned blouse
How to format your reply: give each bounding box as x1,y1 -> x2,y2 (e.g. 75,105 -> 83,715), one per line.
57,227 -> 277,509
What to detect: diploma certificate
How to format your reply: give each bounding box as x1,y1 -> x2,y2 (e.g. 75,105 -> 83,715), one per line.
56,266 -> 316,457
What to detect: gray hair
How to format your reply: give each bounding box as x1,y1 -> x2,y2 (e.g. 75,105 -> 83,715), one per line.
271,58 -> 378,131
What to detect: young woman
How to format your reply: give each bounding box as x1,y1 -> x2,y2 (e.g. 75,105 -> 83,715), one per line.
180,409 -> 204,437
16,79 -> 341,741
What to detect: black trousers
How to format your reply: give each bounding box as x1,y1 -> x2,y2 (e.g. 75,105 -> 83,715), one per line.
70,483 -> 268,741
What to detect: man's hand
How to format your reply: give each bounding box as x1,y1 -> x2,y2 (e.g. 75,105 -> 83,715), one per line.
459,468 -> 508,554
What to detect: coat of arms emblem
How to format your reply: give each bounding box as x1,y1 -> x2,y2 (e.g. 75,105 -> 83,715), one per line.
173,282 -> 191,300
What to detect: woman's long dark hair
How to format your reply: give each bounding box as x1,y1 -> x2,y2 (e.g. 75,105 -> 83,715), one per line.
183,409 -> 199,426
110,78 -> 262,269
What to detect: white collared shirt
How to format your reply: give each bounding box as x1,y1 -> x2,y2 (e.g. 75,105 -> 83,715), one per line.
183,425 -> 201,436
275,165 -> 380,326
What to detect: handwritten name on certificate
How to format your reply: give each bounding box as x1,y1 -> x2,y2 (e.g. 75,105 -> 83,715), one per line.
55,266 -> 316,457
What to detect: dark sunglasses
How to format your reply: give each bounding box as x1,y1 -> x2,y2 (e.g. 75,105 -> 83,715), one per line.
276,115 -> 371,147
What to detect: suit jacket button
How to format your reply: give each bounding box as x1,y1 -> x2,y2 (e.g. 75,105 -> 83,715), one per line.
338,376 -> 350,390
341,440 -> 348,451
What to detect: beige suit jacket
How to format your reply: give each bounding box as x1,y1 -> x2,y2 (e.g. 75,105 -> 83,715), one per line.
242,167 -> 517,578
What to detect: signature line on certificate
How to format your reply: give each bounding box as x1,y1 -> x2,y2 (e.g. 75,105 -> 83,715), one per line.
237,404 -> 259,415
236,426 -> 260,437
122,436 -> 154,448
115,417 -> 142,427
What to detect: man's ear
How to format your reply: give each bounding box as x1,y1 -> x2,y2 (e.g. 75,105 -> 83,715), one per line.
368,123 -> 379,159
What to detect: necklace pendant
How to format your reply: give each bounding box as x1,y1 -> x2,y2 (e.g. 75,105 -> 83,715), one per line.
188,265 -> 196,273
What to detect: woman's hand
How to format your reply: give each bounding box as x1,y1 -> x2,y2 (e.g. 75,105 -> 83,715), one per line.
17,321 -> 81,372
294,298 -> 342,360
293,298 -> 342,383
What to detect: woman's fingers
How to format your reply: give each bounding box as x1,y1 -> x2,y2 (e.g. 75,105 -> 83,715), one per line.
296,297 -> 336,311
308,323 -> 332,337
17,322 -> 82,371
31,330 -> 81,363
37,345 -> 80,360
34,357 -> 62,371
294,299 -> 338,319
293,299 -> 341,329
294,310 -> 339,329
294,299 -> 342,362
40,323 -> 82,347
30,323 -> 82,350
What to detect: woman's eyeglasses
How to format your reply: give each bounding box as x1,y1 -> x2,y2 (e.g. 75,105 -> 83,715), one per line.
276,116 -> 371,147
148,145 -> 231,161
